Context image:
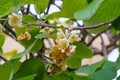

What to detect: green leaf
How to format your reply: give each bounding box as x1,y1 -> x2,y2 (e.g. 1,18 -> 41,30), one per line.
16,27 -> 26,37
0,0 -> 14,17
0,61 -> 13,80
0,34 -> 5,53
76,59 -> 105,75
116,54 -> 120,70
87,0 -> 93,3
112,16 -> 120,30
0,0 -> 9,6
47,0 -> 87,19
16,75 -> 35,80
15,74 -> 35,80
72,42 -> 92,58
13,58 -> 45,80
23,15 -> 36,23
90,61 -> 117,80
74,0 -> 103,20
84,0 -> 120,25
35,33 -> 49,39
61,26 -> 66,34
0,60 -> 21,80
68,71 -> 94,80
50,72 -> 71,80
34,0 -> 49,14
66,56 -> 81,69
35,33 -> 57,39
11,59 -> 22,74
117,76 -> 120,80
87,25 -> 108,33
11,40 -> 38,60
0,35 -> 5,47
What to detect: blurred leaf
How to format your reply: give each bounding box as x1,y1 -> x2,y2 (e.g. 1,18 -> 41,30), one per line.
116,54 -> 120,70
87,25 -> 108,33
61,26 -> 66,34
0,0 -> 14,17
34,0 -> 49,14
47,0 -> 87,19
13,58 -> 45,80
117,76 -> 120,80
23,15 -> 36,23
74,0 -> 103,20
10,59 -> 22,74
43,75 -> 51,80
11,40 -> 37,60
35,33 -> 57,39
0,34 -> 5,53
66,56 -> 81,69
16,75 -> 35,80
84,0 -> 120,25
50,72 -> 71,80
0,61 -> 13,80
16,27 -> 26,37
76,59 -> 105,75
68,71 -> 94,80
112,16 -> 120,30
90,61 -> 117,80
72,42 -> 92,58
0,60 -> 21,80
87,0 -> 93,3
35,33 -> 49,39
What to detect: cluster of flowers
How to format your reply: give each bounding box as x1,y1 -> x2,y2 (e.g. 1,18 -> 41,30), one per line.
40,27 -> 79,74
8,13 -> 31,41
8,13 -> 80,74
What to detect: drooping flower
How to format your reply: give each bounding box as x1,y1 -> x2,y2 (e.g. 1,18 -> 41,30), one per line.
17,31 -> 31,41
40,27 -> 53,34
8,13 -> 22,28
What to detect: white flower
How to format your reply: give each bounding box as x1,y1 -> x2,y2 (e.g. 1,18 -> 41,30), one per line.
8,13 -> 22,28
69,34 -> 79,43
57,31 -> 65,39
58,38 -> 69,49
40,27 -> 53,34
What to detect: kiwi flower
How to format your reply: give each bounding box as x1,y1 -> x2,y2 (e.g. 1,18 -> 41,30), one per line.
58,38 -> 69,49
69,34 -> 79,43
8,13 -> 22,28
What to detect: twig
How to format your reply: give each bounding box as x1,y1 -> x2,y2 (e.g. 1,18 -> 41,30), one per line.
87,26 -> 111,46
0,55 -> 7,62
23,20 -> 112,30
52,3 -> 61,10
2,21 -> 16,38
71,20 -> 112,30
26,5 -> 30,14
45,0 -> 53,14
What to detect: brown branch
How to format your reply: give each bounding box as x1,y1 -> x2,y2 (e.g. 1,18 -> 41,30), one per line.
23,20 -> 112,30
52,3 -> 61,10
26,5 -> 30,14
45,0 -> 53,14
87,26 -> 111,46
0,55 -> 7,62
